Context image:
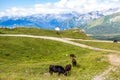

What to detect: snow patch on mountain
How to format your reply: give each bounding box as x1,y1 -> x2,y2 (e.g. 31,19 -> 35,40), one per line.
110,16 -> 120,22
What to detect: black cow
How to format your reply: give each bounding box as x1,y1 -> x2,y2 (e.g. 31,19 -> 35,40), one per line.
72,58 -> 77,67
113,40 -> 118,43
49,65 -> 67,76
70,54 -> 76,58
65,64 -> 72,75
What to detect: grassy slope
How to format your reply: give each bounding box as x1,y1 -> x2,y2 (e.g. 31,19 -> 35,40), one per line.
0,36 -> 109,80
72,40 -> 120,51
87,17 -> 104,29
86,12 -> 120,29
90,34 -> 120,41
0,27 -> 92,39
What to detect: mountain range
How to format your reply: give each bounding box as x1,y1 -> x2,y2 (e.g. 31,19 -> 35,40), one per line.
84,12 -> 120,35
0,8 -> 120,30
83,12 -> 120,41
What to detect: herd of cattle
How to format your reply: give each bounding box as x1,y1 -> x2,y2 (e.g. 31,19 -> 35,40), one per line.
48,40 -> 119,76
49,54 -> 77,76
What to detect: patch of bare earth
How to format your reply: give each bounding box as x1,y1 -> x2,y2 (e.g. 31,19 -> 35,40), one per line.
93,54 -> 120,80
107,54 -> 120,66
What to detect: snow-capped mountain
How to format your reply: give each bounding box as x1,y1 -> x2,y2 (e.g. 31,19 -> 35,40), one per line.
0,8 -> 120,30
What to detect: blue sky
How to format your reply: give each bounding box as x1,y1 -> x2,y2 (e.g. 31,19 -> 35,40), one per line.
0,0 -> 60,11
0,0 -> 120,17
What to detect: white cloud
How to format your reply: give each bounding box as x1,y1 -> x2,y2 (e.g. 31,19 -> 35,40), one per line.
0,0 -> 120,17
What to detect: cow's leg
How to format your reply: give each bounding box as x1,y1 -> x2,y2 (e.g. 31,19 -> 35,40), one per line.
64,72 -> 67,76
49,71 -> 53,75
58,72 -> 61,76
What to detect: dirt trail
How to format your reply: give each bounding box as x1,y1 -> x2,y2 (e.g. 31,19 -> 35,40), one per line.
93,54 -> 120,80
93,66 -> 115,80
0,34 -> 120,53
107,54 -> 120,66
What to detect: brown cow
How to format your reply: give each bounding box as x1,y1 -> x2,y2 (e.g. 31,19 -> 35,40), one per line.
65,64 -> 72,75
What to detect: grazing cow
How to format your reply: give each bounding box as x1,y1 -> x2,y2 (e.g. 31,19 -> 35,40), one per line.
49,65 -> 67,76
65,64 -> 72,75
70,54 -> 76,58
113,40 -> 118,43
72,58 -> 77,66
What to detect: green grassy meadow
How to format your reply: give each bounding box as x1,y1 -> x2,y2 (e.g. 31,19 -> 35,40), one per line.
1,27 -> 120,80
0,36 -> 109,80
